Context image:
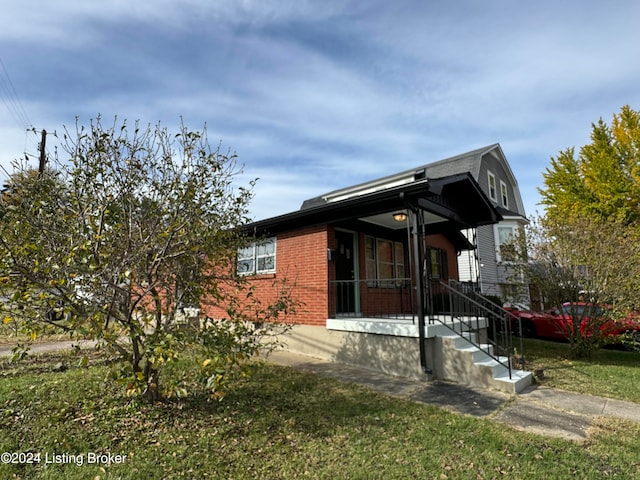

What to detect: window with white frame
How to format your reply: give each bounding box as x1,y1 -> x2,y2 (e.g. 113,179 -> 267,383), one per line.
364,236 -> 405,286
237,237 -> 276,275
500,180 -> 509,209
487,171 -> 497,202
495,225 -> 518,262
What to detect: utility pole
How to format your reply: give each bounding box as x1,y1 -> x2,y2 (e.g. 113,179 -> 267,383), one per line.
38,129 -> 47,173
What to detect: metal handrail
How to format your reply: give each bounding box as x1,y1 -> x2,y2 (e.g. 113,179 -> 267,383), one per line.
432,279 -> 519,379
448,280 -> 525,368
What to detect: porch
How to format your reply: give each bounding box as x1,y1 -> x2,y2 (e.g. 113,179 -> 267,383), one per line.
328,278 -> 491,338
317,278 -> 532,393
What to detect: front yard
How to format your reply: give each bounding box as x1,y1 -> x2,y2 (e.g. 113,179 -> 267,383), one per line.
0,341 -> 639,479
520,338 -> 640,403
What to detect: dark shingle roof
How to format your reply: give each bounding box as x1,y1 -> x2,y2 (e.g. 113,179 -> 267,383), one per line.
418,144 -> 499,179
300,144 -> 500,210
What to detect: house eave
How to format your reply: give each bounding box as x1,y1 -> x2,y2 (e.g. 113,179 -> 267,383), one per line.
243,173 -> 501,237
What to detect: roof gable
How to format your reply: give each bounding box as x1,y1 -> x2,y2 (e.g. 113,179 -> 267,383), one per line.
417,144 -> 496,179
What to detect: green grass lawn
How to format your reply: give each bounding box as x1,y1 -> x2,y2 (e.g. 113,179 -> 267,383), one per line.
520,338 -> 640,403
0,342 -> 639,479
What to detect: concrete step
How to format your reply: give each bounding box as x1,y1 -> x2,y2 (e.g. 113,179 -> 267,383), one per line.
472,354 -> 532,393
439,333 -> 533,394
493,368 -> 533,393
455,343 -> 495,362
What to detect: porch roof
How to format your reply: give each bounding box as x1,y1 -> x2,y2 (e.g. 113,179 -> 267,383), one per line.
243,172 -> 501,239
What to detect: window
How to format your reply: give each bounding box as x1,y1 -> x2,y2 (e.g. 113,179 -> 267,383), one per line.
429,248 -> 448,279
487,171 -> 497,202
395,242 -> 405,280
496,225 -> 518,262
238,237 -> 276,275
365,236 -> 404,286
500,180 -> 509,209
365,236 -> 376,280
376,239 -> 394,280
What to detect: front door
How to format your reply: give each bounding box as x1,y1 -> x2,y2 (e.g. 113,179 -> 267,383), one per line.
335,230 -> 357,315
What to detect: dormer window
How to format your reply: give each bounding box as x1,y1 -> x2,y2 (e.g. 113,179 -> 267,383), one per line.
487,171 -> 497,202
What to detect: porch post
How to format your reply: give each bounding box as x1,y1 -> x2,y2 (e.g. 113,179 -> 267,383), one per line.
409,207 -> 432,375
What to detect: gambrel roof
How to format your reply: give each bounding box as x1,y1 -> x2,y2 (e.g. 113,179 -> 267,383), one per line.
301,143 -> 526,217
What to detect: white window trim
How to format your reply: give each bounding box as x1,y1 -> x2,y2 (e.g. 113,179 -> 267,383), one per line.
238,237 -> 276,275
487,171 -> 497,202
494,223 -> 517,263
500,180 -> 509,209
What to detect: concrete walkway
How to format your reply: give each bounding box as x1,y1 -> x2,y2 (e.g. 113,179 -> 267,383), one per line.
265,349 -> 640,442
0,340 -> 98,357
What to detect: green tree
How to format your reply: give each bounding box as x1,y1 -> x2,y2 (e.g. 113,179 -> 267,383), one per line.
0,116 -> 297,401
510,214 -> 640,357
540,105 -> 640,224
532,105 -> 640,355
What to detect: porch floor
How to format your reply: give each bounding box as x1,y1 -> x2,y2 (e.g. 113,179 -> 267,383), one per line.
327,315 -> 488,338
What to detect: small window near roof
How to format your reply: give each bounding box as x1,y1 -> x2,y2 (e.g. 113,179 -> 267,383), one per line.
500,180 -> 509,209
487,171 -> 497,202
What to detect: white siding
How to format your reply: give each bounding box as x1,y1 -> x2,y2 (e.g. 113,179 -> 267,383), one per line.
457,228 -> 478,282
476,224 -> 500,295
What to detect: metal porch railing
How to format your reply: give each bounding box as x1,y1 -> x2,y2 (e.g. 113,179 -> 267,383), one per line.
448,280 -> 525,365
329,278 -> 414,320
328,278 -> 525,378
431,279 -> 525,378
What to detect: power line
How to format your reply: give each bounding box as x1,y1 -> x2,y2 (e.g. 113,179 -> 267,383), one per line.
0,57 -> 49,167
0,56 -> 33,131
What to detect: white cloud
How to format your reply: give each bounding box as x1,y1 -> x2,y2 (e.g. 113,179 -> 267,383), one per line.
0,0 -> 356,45
2,0 -> 640,220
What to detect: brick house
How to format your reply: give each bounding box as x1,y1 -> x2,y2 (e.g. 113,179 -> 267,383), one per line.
206,152 -> 532,393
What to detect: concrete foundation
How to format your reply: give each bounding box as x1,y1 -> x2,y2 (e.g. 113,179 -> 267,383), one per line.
279,323 -> 432,380
275,319 -> 532,393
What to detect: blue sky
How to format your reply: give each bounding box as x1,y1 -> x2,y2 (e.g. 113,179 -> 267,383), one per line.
1,1 -> 639,221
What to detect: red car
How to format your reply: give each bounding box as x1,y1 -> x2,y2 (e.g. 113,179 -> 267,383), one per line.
506,302 -> 640,342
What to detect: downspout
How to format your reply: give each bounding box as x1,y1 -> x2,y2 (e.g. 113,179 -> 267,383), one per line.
406,199 -> 433,376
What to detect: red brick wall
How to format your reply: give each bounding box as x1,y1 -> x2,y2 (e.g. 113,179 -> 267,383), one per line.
204,227 -> 460,326
275,225 -> 329,326
204,225 -> 329,326
426,233 -> 460,280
